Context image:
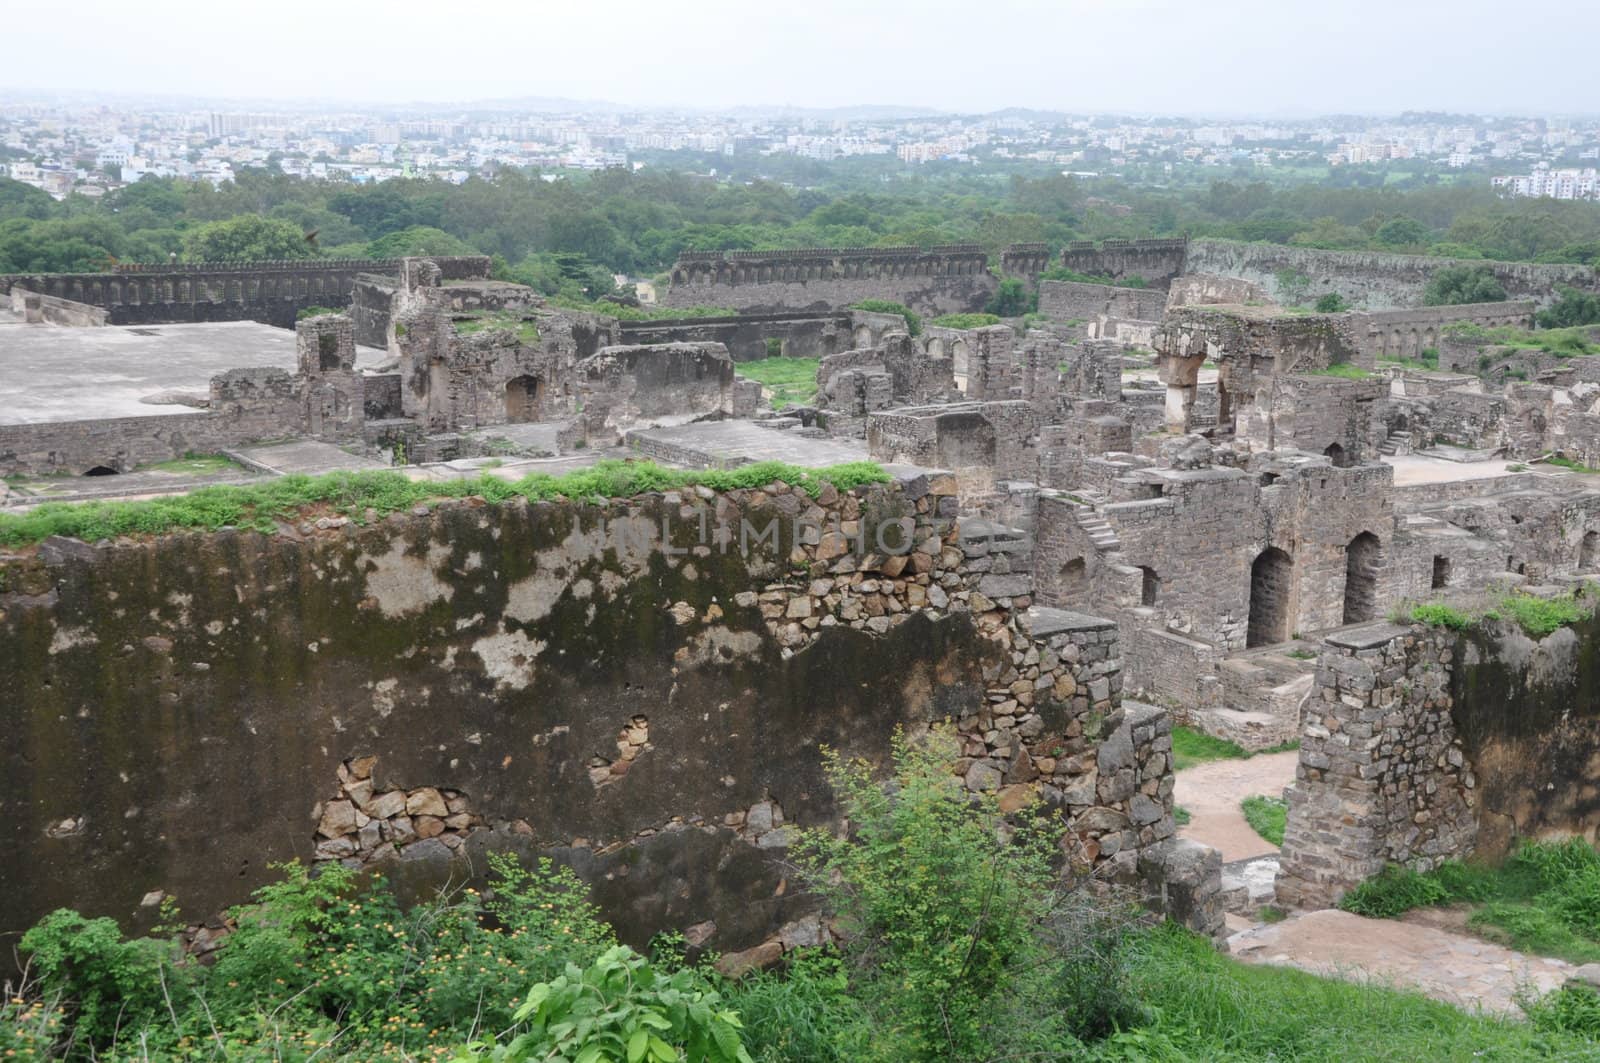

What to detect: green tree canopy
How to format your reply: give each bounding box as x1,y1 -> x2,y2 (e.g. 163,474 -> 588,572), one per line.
364,225 -> 475,259
182,214 -> 317,262
1423,264 -> 1508,306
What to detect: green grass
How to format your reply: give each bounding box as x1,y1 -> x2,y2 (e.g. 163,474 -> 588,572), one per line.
1447,322 -> 1597,358
1241,795 -> 1288,846
1339,840 -> 1600,966
1173,805 -> 1192,827
736,356 -> 820,410
1095,923 -> 1600,1060
454,310 -> 541,344
0,459 -> 890,548
1172,726 -> 1299,771
1406,589 -> 1596,638
551,298 -> 735,321
848,300 -> 921,336
1305,362 -> 1373,380
1546,456 -> 1600,474
930,312 -> 1001,330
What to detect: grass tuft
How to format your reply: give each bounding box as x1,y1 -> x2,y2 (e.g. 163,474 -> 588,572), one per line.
735,357 -> 820,409
0,460 -> 891,549
1241,795 -> 1288,846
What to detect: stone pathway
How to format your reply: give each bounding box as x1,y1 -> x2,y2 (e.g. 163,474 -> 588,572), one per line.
1175,749 -> 1298,863
1228,908 -> 1572,1015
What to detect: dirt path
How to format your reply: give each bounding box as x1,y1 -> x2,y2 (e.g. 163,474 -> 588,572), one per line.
1229,908 -> 1573,1015
1174,750 -> 1298,863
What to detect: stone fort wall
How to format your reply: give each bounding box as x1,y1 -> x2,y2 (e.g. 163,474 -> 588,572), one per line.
0,256 -> 492,329
661,245 -> 1000,317
1183,239 -> 1600,310
1058,238 -> 1190,289
0,472 -> 1221,969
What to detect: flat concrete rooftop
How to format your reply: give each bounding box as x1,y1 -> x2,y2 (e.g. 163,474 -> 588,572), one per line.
0,320 -> 388,425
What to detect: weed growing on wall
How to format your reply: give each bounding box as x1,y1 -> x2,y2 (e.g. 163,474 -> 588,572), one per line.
0,460 -> 893,548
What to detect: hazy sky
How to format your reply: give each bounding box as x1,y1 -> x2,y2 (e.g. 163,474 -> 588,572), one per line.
6,0 -> 1596,116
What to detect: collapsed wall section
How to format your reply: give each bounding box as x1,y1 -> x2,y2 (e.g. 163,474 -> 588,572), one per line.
0,471 -> 1207,967
1278,611 -> 1600,909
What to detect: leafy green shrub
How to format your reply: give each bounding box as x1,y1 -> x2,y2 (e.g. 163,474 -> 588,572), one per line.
454,945 -> 753,1062
1339,865 -> 1452,918
723,952 -> 858,1063
1408,602 -> 1475,630
789,730 -> 1138,1060
849,300 -> 921,336
1423,265 -> 1508,306
1241,795 -> 1287,846
983,277 -> 1034,317
1498,590 -> 1593,638
1314,292 -> 1349,313
18,910 -> 172,1046
930,312 -> 1001,330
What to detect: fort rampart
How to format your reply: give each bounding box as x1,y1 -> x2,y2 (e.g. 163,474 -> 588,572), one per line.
0,471 -> 1218,968
0,256 -> 492,328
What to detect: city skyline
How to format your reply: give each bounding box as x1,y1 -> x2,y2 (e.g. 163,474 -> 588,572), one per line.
4,0 -> 1598,118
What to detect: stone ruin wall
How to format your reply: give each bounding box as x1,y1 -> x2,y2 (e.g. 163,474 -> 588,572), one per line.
1354,301 -> 1535,361
1058,238 -> 1189,290
660,245 -> 1000,318
0,471 -> 1221,973
9,285 -> 108,326
0,256 -> 493,330
1183,239 -> 1600,311
0,314 -> 367,476
1278,611 -> 1600,909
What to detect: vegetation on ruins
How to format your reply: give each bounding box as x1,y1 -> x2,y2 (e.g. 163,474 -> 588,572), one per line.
1039,266 -> 1149,289
1313,292 -> 1350,313
1537,287 -> 1600,330
1406,587 -> 1596,639
453,310 -> 541,345
1340,839 -> 1600,968
982,276 -> 1036,316
1241,795 -> 1288,846
847,299 -> 921,336
1305,363 -> 1373,380
734,357 -> 820,409
1422,264 -> 1510,306
1446,321 -> 1597,357
929,312 -> 1002,330
1170,725 -> 1298,771
0,460 -> 890,548
10,744 -> 1600,1059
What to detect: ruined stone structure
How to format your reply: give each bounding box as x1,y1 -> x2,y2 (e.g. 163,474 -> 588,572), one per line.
661,245 -> 1002,317
0,470 -> 1222,964
0,256 -> 493,329
1278,609 -> 1600,908
1058,238 -> 1190,289
1182,240 -> 1600,310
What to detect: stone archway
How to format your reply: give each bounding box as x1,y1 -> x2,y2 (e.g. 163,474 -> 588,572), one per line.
1247,547 -> 1294,648
1061,557 -> 1088,603
1343,532 -> 1383,625
1582,530 -> 1600,571
505,375 -> 542,424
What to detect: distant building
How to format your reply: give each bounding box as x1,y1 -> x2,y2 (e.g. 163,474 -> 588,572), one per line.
1493,167 -> 1600,201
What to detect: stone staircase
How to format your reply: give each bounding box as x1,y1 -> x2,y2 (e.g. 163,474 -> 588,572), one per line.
1067,491 -> 1123,555
1378,428 -> 1411,457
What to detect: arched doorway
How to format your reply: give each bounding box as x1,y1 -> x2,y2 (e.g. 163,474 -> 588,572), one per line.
1583,530 -> 1600,571
1061,557 -> 1088,603
1343,532 -> 1382,624
1247,547 -> 1293,648
1139,566 -> 1160,606
505,375 -> 542,423
952,339 -> 970,394
1324,442 -> 1349,468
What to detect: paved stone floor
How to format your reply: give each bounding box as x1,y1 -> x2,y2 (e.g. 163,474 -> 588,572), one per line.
1229,908 -> 1573,1015
1175,749 -> 1298,863
230,440 -> 391,475
0,320 -> 387,425
627,420 -> 869,467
